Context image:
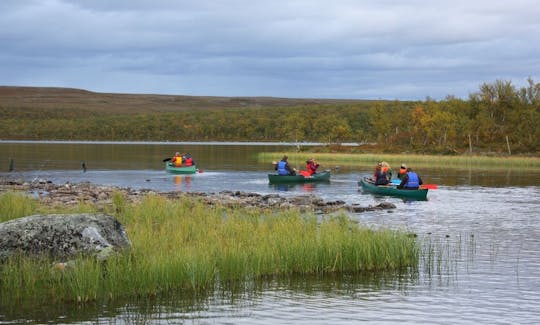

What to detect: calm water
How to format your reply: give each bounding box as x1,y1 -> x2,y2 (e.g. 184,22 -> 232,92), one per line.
1,142 -> 540,324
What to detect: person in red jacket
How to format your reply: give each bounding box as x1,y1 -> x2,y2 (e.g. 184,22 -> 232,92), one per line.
183,153 -> 195,166
299,157 -> 320,176
306,158 -> 319,175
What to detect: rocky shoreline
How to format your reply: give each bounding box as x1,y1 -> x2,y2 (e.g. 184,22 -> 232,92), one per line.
0,178 -> 396,213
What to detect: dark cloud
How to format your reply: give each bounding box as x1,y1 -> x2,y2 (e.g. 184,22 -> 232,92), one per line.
1,0 -> 539,99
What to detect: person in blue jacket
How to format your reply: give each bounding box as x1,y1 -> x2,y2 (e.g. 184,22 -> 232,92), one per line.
397,167 -> 423,189
274,155 -> 296,175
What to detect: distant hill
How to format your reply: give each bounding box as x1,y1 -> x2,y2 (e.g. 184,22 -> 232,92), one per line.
0,86 -> 375,114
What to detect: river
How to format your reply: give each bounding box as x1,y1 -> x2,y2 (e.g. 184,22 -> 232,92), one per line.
1,141 -> 540,324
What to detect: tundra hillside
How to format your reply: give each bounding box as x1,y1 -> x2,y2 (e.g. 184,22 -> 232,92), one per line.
1,78 -> 539,154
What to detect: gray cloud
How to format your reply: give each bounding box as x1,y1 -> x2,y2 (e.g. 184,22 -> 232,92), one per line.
1,0 -> 539,99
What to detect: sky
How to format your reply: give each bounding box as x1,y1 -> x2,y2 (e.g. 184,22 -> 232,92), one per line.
1,0 -> 539,100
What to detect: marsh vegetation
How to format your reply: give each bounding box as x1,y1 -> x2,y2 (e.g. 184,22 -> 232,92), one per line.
0,191 -> 419,305
258,152 -> 540,170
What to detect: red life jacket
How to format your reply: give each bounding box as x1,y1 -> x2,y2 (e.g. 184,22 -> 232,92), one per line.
307,162 -> 319,175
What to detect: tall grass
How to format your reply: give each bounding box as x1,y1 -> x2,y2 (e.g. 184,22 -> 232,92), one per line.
0,191 -> 99,223
0,192 -> 419,304
259,152 -> 540,170
0,192 -> 37,222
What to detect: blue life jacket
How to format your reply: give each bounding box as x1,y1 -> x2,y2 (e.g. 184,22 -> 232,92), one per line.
405,172 -> 420,188
277,160 -> 289,175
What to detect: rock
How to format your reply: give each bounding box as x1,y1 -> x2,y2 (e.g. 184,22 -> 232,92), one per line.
376,202 -> 396,209
347,202 -> 396,213
0,213 -> 131,262
0,178 -> 397,215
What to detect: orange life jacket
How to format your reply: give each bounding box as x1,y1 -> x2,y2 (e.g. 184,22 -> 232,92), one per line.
172,156 -> 182,167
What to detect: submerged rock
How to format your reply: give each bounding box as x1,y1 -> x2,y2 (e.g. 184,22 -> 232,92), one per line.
0,213 -> 131,262
346,202 -> 396,213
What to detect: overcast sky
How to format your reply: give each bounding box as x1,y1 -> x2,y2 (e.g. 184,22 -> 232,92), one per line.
1,0 -> 539,100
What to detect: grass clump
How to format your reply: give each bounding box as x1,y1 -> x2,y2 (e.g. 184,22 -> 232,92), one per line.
0,192 -> 419,304
259,152 -> 540,170
0,192 -> 37,222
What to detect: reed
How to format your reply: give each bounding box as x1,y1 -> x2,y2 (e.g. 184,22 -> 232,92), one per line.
419,234 -> 468,278
0,192 -> 418,304
0,192 -> 98,223
258,152 -> 540,170
0,192 -> 37,222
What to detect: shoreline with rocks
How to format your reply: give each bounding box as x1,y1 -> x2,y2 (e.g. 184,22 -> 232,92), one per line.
0,177 -> 396,213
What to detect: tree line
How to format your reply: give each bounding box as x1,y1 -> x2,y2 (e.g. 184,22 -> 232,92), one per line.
1,78 -> 539,154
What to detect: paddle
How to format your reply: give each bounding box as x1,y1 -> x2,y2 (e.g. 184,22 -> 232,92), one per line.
164,152 -> 188,162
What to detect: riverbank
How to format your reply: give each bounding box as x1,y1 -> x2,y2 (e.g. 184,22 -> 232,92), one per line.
0,176 -> 416,306
0,177 -> 395,214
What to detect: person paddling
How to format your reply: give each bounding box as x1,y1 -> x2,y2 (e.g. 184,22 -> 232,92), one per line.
397,167 -> 423,189
397,164 -> 407,179
274,155 -> 296,176
171,152 -> 183,167
300,157 -> 320,176
373,164 -> 389,185
183,153 -> 195,166
306,158 -> 319,175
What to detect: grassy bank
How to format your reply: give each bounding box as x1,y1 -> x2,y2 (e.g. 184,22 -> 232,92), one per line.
0,192 -> 418,305
258,152 -> 540,170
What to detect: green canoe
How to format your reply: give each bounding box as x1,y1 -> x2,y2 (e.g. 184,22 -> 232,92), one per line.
268,171 -> 331,184
359,176 -> 428,200
165,163 -> 198,174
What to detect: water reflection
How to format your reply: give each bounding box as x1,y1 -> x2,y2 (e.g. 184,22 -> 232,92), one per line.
2,141 -> 539,187
0,272 -> 420,324
269,182 -> 321,192
173,175 -> 192,189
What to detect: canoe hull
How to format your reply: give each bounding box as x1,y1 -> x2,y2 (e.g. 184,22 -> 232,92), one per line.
359,176 -> 428,200
268,171 -> 331,184
165,163 -> 197,174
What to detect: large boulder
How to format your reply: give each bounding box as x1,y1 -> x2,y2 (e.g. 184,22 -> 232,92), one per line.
0,213 -> 131,262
